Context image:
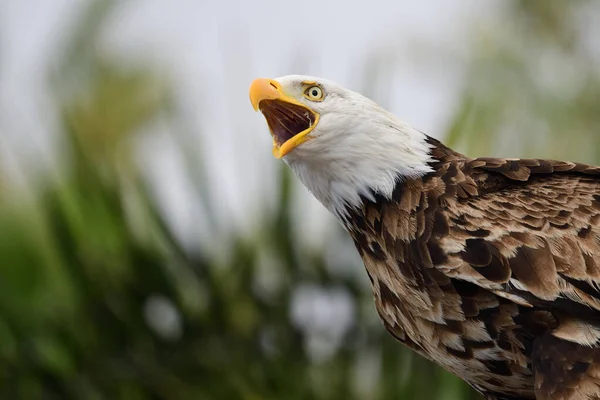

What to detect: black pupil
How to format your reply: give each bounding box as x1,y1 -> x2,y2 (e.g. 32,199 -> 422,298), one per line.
311,89 -> 318,97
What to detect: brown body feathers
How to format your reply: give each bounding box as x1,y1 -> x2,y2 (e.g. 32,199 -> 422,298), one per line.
346,137 -> 600,399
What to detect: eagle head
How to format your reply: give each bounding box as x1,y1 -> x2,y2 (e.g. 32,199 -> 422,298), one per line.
249,75 -> 434,219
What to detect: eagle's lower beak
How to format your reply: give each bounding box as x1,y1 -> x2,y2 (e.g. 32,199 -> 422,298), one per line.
249,78 -> 319,158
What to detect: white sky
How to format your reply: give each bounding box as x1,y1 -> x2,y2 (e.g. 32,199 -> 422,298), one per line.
0,0 -> 501,250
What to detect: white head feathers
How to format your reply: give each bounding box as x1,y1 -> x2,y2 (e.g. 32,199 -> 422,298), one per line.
264,75 -> 434,221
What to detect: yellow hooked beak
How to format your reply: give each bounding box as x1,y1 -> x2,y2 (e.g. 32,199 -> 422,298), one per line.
249,78 -> 319,158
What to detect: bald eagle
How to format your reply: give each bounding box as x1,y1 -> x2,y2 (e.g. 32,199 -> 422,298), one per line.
249,76 -> 600,400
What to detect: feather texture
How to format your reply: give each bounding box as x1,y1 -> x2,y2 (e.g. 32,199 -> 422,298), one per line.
253,75 -> 600,399
346,137 -> 600,399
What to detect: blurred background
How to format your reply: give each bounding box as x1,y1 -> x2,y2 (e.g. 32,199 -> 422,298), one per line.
1,1 -> 599,399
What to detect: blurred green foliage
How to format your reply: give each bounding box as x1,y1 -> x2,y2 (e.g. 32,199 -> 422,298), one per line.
1,1 -> 599,399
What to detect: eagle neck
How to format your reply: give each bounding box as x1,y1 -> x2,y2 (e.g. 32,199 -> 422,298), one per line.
340,136 -> 467,227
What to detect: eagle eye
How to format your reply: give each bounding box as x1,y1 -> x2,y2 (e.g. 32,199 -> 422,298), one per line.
304,85 -> 324,101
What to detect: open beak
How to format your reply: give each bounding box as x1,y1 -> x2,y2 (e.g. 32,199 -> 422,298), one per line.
249,78 -> 319,158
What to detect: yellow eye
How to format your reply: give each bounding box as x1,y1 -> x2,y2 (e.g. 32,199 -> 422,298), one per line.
304,85 -> 324,101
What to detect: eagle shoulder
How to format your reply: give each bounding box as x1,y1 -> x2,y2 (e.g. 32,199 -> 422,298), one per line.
442,157 -> 600,321
345,149 -> 600,398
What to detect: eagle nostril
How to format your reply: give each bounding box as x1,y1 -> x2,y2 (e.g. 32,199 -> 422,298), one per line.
270,82 -> 278,89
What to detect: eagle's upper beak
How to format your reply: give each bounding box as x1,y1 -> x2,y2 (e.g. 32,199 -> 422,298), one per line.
249,78 -> 319,158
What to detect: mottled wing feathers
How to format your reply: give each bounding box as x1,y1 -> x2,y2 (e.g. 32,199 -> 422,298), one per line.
346,148 -> 600,398
441,157 -> 600,322
474,157 -> 600,181
532,333 -> 600,400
